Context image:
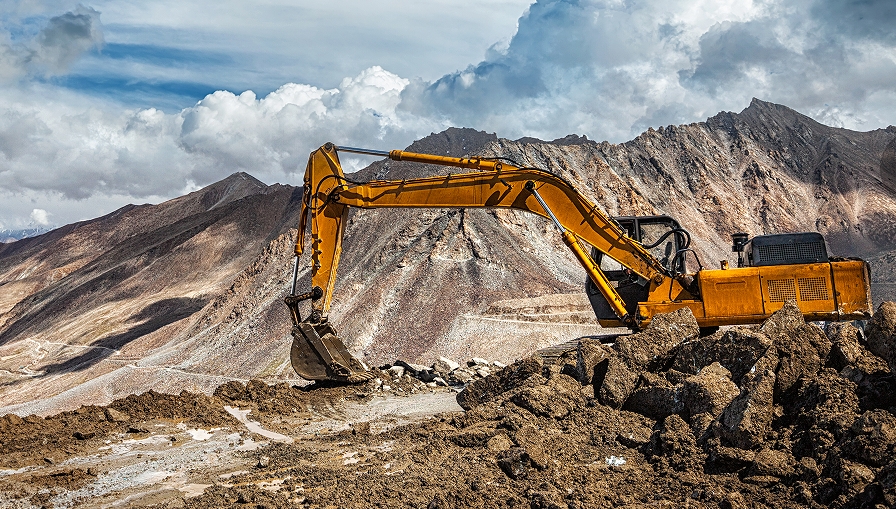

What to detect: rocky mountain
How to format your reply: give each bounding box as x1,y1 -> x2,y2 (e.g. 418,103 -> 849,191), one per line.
0,227 -> 54,244
1,99 -> 894,416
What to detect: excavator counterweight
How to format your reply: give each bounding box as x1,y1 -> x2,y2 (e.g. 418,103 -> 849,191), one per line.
284,143 -> 873,383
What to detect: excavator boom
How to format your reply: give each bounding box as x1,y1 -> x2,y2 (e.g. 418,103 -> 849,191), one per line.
285,143 -> 873,383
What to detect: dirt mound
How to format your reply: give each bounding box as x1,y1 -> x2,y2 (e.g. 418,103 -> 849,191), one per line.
163,303 -> 893,508
0,389 -> 233,469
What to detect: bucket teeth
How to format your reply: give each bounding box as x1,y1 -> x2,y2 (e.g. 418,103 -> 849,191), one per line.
290,324 -> 374,383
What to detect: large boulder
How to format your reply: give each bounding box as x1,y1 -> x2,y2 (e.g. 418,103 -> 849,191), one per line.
594,307 -> 698,408
681,362 -> 741,435
671,327 -> 773,383
511,374 -> 585,419
574,338 -> 610,385
789,368 -> 860,435
647,414 -> 706,472
827,322 -> 890,373
623,372 -> 682,420
613,307 -> 699,370
716,350 -> 778,450
788,368 -> 862,465
879,459 -> 896,506
840,410 -> 896,468
744,448 -> 797,480
593,356 -> 638,408
760,301 -> 832,398
456,356 -> 543,410
866,301 -> 896,375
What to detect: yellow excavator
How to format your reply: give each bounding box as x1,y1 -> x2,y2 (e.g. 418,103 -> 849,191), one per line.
284,143 -> 873,383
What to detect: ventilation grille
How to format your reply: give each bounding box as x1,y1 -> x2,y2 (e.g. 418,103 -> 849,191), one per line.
767,277 -> 830,302
755,242 -> 826,264
768,279 -> 797,302
798,277 -> 829,301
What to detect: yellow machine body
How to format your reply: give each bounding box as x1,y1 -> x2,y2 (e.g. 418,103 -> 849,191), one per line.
596,260 -> 872,328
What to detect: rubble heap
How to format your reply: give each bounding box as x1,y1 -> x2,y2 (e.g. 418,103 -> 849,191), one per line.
452,301 -> 896,508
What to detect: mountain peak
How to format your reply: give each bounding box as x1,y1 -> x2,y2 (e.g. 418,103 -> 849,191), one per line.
193,172 -> 268,211
741,98 -> 802,118
351,127 -> 499,181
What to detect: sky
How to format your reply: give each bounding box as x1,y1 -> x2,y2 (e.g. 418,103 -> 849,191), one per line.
0,0 -> 894,229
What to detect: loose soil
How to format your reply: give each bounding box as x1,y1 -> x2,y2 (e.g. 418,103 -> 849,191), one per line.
2,302 -> 895,508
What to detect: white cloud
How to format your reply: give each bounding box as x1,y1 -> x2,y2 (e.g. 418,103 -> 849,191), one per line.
29,208 -> 50,225
405,0 -> 896,140
0,66 -> 438,201
0,0 -> 894,229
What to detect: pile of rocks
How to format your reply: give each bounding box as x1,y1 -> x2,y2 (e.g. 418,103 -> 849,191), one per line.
375,357 -> 507,391
456,300 -> 896,508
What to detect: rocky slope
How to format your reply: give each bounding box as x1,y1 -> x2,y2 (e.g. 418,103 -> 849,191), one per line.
1,100 -> 895,416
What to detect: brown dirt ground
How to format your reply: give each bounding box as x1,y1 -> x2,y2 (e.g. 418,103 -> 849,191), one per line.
1,303 -> 895,508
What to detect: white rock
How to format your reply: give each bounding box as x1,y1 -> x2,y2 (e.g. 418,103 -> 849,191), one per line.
475,368 -> 491,378
434,356 -> 460,373
387,365 -> 405,379
605,456 -> 626,467
433,377 -> 449,387
397,360 -> 429,373
470,357 -> 490,366
493,361 -> 507,369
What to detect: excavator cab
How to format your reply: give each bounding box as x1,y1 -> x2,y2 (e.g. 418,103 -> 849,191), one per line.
586,215 -> 687,321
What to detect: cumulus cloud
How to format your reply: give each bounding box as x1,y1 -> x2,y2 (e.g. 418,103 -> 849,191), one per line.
0,66 -> 438,202
30,208 -> 50,225
404,0 -> 896,139
0,5 -> 102,80
1,0 -> 895,228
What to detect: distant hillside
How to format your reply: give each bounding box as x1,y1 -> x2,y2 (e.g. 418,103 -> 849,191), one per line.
2,102 -> 895,416
0,227 -> 53,244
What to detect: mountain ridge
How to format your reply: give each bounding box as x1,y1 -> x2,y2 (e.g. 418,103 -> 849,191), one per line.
1,99 -> 894,416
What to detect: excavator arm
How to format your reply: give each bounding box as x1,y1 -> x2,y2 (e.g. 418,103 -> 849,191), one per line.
285,143 -> 693,382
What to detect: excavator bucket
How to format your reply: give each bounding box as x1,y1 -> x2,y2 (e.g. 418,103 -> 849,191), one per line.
289,322 -> 377,383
